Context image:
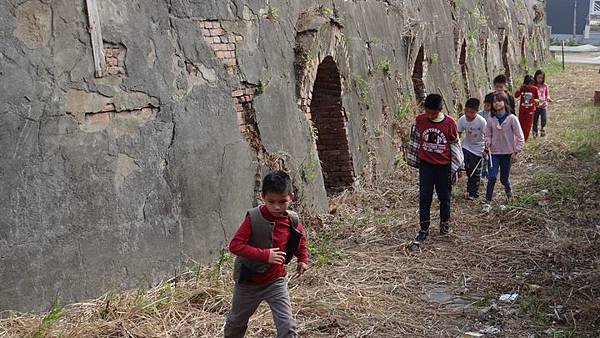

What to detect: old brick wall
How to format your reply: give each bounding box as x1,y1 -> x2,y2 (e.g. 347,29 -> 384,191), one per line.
0,0 -> 548,312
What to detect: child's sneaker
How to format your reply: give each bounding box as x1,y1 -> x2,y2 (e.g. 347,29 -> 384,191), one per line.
533,130 -> 538,138
506,190 -> 513,199
540,129 -> 546,137
415,230 -> 428,242
482,203 -> 492,213
467,195 -> 477,201
408,241 -> 421,253
439,222 -> 450,236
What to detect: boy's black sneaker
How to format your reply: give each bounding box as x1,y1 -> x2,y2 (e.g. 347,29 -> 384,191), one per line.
440,222 -> 450,236
415,230 -> 428,242
540,129 -> 546,137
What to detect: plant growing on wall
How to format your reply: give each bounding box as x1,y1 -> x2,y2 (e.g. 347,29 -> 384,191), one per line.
430,52 -> 439,64
318,6 -> 333,17
374,59 -> 392,79
354,75 -> 372,109
266,6 -> 279,20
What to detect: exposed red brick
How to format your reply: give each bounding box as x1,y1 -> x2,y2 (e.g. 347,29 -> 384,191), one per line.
210,28 -> 224,36
309,56 -> 355,190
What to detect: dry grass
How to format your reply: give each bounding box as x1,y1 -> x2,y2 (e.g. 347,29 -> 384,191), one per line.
1,65 -> 599,338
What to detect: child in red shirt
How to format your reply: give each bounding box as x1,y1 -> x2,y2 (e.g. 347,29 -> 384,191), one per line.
408,94 -> 462,252
515,74 -> 539,141
225,171 -> 309,338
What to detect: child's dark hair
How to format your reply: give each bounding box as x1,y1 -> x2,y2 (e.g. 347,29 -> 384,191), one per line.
484,93 -> 494,104
493,74 -> 508,85
491,92 -> 512,115
262,171 -> 293,195
423,94 -> 443,110
465,98 -> 480,110
523,74 -> 535,85
534,69 -> 545,84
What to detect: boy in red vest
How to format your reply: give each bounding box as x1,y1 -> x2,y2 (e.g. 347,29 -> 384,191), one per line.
225,171 -> 308,338
407,94 -> 462,252
515,74 -> 539,141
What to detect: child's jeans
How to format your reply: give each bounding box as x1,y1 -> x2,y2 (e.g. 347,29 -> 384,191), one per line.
224,278 -> 297,338
463,149 -> 482,198
533,108 -> 547,132
485,154 -> 512,201
419,161 -> 452,233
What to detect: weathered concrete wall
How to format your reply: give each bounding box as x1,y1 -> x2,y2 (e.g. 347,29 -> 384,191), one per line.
0,0 -> 547,312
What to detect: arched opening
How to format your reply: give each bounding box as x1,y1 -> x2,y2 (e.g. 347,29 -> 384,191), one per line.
309,56 -> 355,192
483,39 -> 489,78
459,39 -> 470,97
412,45 -> 426,104
501,36 -> 511,84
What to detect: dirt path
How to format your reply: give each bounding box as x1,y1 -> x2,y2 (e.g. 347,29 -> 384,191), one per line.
1,65 -> 599,338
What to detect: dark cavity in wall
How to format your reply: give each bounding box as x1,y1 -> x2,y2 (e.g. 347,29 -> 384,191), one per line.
501,36 -> 511,84
309,56 -> 355,192
483,38 -> 489,78
412,45 -> 426,104
521,35 -> 526,59
459,39 -> 470,97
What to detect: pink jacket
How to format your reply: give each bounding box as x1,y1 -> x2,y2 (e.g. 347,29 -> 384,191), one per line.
536,83 -> 550,109
485,115 -> 525,155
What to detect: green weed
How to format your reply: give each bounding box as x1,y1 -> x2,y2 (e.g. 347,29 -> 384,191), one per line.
266,6 -> 279,20
33,300 -> 63,338
430,52 -> 439,64
508,193 -> 541,207
531,173 -> 578,204
319,6 -> 333,17
255,79 -> 270,95
374,59 -> 392,79
560,106 -> 600,159
354,75 -> 372,109
541,59 -> 564,78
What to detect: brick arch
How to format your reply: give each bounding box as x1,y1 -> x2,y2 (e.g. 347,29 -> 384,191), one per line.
412,45 -> 426,103
310,56 -> 355,191
459,39 -> 470,97
501,36 -> 511,83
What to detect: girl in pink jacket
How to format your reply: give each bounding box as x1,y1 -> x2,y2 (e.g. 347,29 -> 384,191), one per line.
484,93 -> 525,204
533,69 -> 552,137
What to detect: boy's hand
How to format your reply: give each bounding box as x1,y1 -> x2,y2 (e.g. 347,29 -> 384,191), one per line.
295,262 -> 308,278
268,248 -> 286,265
511,152 -> 519,164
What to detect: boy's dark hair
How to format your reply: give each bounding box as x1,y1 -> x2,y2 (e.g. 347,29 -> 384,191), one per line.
534,69 -> 545,84
484,93 -> 494,104
493,74 -> 508,85
523,74 -> 535,85
423,94 -> 443,111
465,98 -> 480,110
491,92 -> 512,115
262,171 -> 293,195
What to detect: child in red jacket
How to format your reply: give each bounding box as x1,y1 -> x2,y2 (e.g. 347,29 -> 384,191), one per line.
515,74 -> 539,141
225,171 -> 309,338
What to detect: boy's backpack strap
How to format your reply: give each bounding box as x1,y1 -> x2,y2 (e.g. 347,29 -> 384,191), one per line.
287,210 -> 299,229
285,210 -> 303,264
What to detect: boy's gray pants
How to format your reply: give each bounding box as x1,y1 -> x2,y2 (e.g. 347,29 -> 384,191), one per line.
224,277 -> 297,338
